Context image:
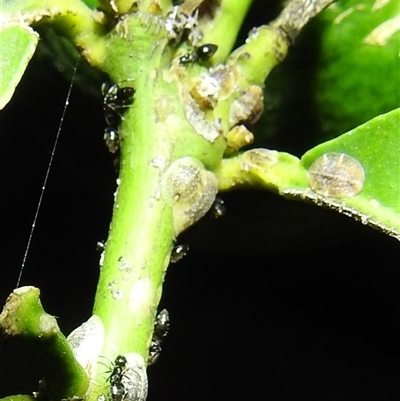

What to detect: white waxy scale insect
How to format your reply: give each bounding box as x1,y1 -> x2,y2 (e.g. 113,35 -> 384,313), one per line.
66,315 -> 104,380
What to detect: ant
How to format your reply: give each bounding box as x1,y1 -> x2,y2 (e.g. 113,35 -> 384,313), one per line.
100,354 -> 129,401
210,197 -> 226,218
108,355 -> 129,401
170,243 -> 189,263
102,83 -> 135,153
179,43 -> 218,65
148,309 -> 170,365
102,83 -> 135,126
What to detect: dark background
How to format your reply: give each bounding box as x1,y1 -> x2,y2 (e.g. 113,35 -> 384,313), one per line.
1,1 -> 399,399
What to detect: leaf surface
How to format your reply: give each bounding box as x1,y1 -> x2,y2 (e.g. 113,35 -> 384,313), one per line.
283,108 -> 400,240
0,24 -> 39,110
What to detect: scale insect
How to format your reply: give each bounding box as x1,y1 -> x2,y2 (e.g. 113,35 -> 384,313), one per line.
307,152 -> 365,198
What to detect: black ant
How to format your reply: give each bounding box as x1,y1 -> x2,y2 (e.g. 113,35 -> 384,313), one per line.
102,354 -> 129,401
210,197 -> 226,218
148,309 -> 170,365
108,355 -> 128,383
102,83 -> 135,153
102,83 -> 135,126
109,355 -> 128,401
103,126 -> 119,154
179,43 -> 218,65
110,382 -> 125,401
170,243 -> 189,263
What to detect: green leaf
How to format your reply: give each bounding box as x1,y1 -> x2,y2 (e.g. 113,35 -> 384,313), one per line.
81,0 -> 99,8
1,0 -> 106,69
0,24 -> 39,110
283,108 -> 400,240
256,0 -> 400,153
313,0 -> 400,140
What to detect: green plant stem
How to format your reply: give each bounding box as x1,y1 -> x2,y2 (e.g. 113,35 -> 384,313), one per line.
214,149 -> 307,192
91,9 -> 228,381
92,92 -> 175,362
0,287 -> 89,399
90,3 -> 300,366
199,0 -> 254,63
2,0 -> 107,67
270,0 -> 337,43
226,24 -> 290,85
139,0 -> 172,12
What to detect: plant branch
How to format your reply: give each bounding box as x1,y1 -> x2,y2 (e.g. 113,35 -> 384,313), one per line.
1,0 -> 107,67
92,9 -> 225,380
199,0 -> 254,63
215,149 -> 307,192
270,0 -> 337,43
0,287 -> 89,399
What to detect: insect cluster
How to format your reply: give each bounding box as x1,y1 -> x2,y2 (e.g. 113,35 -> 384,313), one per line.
97,312 -> 169,401
164,3 -> 218,66
165,5 -> 202,45
148,309 -> 170,365
102,83 -> 135,153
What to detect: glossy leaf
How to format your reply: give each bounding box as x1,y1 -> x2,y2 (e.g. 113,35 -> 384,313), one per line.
283,108 -> 400,240
0,24 -> 39,110
257,0 -> 400,153
313,0 -> 400,139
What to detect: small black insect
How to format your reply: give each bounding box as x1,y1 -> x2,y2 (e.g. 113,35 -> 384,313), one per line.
179,52 -> 197,65
104,126 -> 119,154
170,243 -> 189,263
102,83 -> 134,154
110,382 -> 125,401
211,197 -> 226,219
148,309 -> 170,365
107,355 -> 129,401
195,43 -> 218,60
109,355 -> 127,381
96,241 -> 105,252
102,83 -> 135,127
153,309 -> 170,340
179,43 -> 218,65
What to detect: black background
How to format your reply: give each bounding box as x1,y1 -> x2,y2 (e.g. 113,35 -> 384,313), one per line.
1,1 -> 399,399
